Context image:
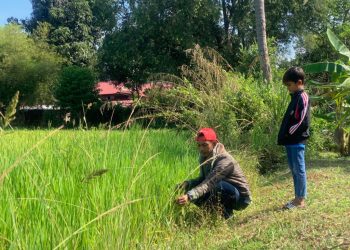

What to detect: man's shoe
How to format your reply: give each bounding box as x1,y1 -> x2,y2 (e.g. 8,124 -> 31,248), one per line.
223,209 -> 234,219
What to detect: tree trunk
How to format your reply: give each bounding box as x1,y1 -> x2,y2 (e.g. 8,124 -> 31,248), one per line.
335,126 -> 350,156
343,9 -> 349,24
222,0 -> 229,39
254,0 -> 272,83
222,0 -> 232,48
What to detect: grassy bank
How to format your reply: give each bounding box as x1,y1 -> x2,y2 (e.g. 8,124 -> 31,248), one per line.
168,157 -> 350,249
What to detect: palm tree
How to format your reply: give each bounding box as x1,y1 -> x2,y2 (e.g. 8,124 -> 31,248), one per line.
254,0 -> 272,83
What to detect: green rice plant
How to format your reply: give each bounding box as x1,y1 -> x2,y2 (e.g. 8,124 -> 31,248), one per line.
0,128 -> 258,248
0,129 -> 349,249
0,91 -> 19,130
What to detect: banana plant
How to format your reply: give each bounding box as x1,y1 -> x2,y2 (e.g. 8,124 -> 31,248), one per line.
303,29 -> 350,155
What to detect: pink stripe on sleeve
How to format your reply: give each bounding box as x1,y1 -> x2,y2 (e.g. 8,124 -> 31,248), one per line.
289,92 -> 308,135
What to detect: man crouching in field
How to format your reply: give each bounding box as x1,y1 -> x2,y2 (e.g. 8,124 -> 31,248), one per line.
176,128 -> 251,219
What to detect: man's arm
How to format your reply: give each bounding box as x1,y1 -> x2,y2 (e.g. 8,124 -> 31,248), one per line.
186,177 -> 203,190
176,165 -> 205,205
176,165 -> 204,193
186,156 -> 233,200
184,165 -> 205,190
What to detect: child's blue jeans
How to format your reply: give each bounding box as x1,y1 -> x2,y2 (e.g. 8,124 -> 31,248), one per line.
285,144 -> 307,198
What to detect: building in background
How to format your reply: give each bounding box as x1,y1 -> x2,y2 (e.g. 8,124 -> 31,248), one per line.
96,81 -> 172,107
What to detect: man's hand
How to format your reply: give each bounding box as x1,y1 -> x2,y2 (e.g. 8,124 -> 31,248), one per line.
176,194 -> 189,205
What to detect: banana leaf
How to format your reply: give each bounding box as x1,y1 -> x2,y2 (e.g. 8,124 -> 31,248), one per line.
314,112 -> 336,122
327,28 -> 350,61
339,77 -> 350,88
303,62 -> 349,74
309,95 -> 324,101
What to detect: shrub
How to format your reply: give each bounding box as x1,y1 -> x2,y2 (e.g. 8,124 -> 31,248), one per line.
143,45 -> 290,173
0,25 -> 62,105
307,116 -> 337,155
55,66 -> 98,125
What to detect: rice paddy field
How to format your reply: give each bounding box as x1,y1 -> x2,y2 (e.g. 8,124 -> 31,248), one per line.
0,129 -> 349,249
0,129 -> 197,249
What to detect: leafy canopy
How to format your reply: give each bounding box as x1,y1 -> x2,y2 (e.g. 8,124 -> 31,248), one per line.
0,24 -> 62,105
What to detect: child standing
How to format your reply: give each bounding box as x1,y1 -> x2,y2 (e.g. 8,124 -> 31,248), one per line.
278,67 -> 310,209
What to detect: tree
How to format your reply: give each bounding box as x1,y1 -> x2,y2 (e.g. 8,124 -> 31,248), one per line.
98,0 -> 221,85
219,0 -> 331,59
25,0 -> 118,67
0,24 -> 62,106
55,66 -> 98,120
294,0 -> 350,65
254,0 -> 272,83
98,0 -> 336,83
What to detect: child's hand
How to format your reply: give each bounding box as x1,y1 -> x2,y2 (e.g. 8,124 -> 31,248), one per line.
176,195 -> 189,205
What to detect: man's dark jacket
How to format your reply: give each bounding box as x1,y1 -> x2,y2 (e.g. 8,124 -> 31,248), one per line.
186,143 -> 251,201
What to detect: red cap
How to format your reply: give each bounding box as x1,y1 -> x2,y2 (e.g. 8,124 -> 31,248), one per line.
195,128 -> 218,142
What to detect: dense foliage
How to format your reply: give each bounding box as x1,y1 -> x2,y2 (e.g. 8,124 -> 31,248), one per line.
0,0 -> 348,163
25,0 -> 118,67
143,46 -> 285,172
98,0 -> 346,84
0,25 -> 62,106
55,66 -> 98,121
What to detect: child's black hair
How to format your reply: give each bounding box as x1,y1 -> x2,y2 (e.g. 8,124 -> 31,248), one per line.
283,66 -> 305,85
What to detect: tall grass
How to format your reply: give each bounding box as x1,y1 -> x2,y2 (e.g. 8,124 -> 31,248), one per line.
0,129 -> 258,249
145,45 -> 292,173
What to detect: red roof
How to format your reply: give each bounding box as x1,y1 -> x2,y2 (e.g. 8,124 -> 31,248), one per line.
97,81 -> 172,96
96,81 -> 172,107
96,81 -> 132,96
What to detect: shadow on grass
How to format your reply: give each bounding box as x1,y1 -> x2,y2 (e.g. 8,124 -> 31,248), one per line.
308,158 -> 350,172
261,169 -> 290,186
234,205 -> 285,226
265,157 -> 350,186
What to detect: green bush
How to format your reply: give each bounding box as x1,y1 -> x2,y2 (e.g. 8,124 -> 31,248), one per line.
145,45 -> 336,173
0,24 -> 62,105
55,66 -> 98,124
144,46 -> 291,173
245,80 -> 290,173
308,116 -> 337,155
